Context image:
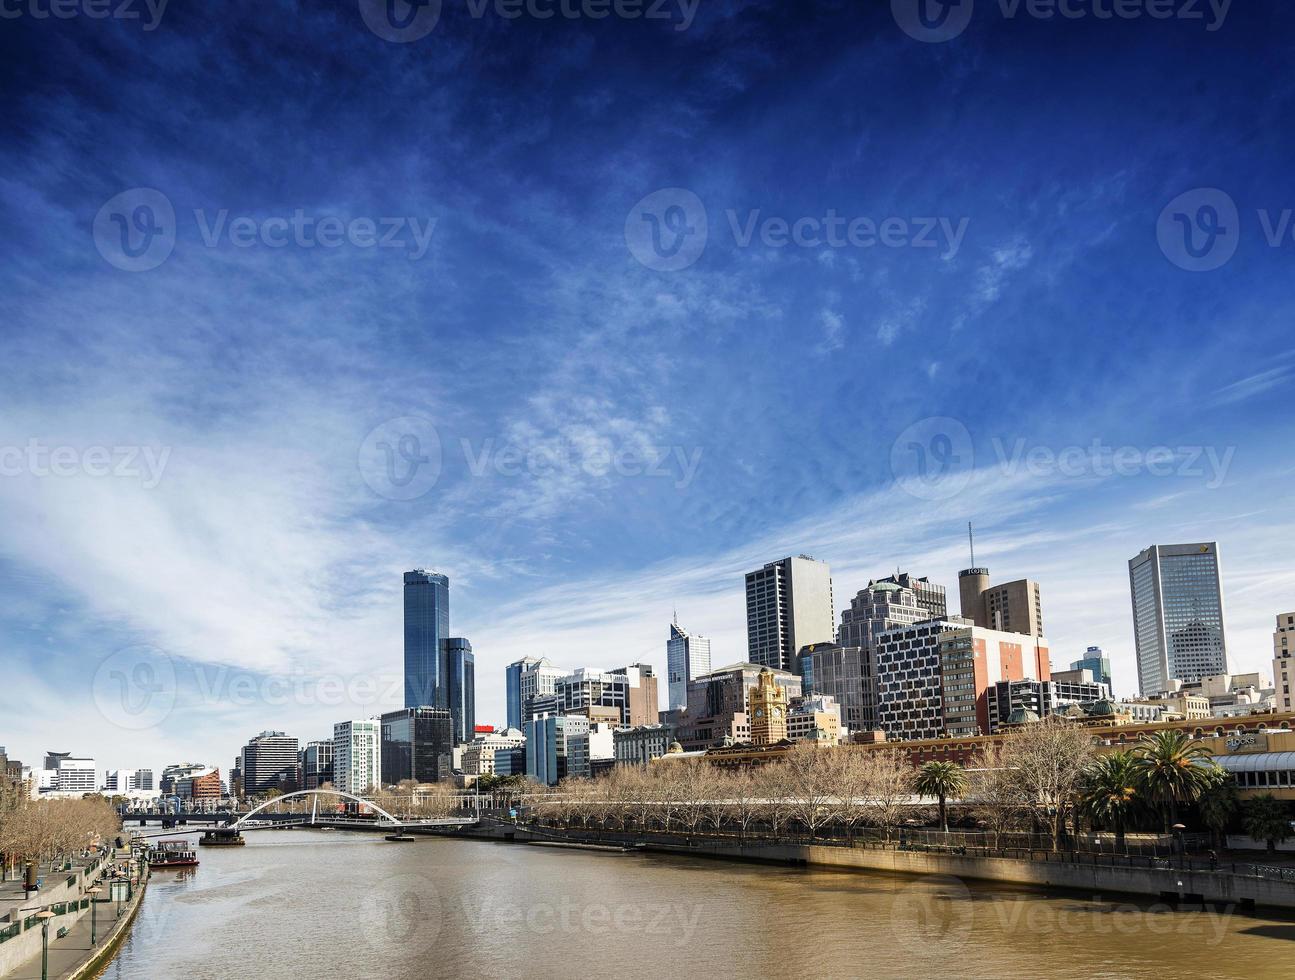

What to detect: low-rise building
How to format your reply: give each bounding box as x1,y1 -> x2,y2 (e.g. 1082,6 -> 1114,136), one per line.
613,724 -> 673,766
567,723 -> 617,779
461,728 -> 526,776
787,695 -> 843,743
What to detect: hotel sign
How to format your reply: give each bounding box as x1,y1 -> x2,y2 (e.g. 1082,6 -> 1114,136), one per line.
1225,733 -> 1267,753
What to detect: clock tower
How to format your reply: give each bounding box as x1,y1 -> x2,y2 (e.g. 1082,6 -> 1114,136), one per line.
748,668 -> 788,745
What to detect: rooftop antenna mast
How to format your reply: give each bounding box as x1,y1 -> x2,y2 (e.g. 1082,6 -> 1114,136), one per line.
968,521 -> 976,567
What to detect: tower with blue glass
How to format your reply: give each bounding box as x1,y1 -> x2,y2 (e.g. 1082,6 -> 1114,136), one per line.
404,569 -> 449,709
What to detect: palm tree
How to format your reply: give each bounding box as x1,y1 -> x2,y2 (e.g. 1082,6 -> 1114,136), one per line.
914,761 -> 968,834
1197,766 -> 1238,852
1132,730 -> 1217,832
1081,752 -> 1140,849
1243,794 -> 1293,855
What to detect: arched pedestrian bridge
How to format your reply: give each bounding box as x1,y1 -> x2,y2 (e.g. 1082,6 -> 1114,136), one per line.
227,789 -> 479,832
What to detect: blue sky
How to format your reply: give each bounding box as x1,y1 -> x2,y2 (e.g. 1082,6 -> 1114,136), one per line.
2,0 -> 1294,776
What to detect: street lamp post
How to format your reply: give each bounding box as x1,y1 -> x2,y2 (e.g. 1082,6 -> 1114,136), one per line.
1172,823 -> 1187,868
35,909 -> 54,980
87,886 -> 102,945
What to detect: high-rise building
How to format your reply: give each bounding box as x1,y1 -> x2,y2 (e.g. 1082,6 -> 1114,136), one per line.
1129,543 -> 1228,695
444,637 -> 475,745
524,714 -> 588,786
667,620 -> 711,710
837,579 -> 929,651
404,569 -> 450,709
1070,646 -> 1113,690
51,758 -> 94,793
333,720 -> 381,794
745,555 -> 835,673
958,568 -> 1043,637
1275,612 -> 1295,713
380,708 -> 452,784
610,663 -> 659,726
801,644 -> 869,732
300,741 -> 334,790
135,768 -> 155,791
869,572 -> 947,621
511,657 -> 568,725
238,732 -> 299,796
173,767 -> 221,800
566,723 -> 617,779
506,656 -> 545,730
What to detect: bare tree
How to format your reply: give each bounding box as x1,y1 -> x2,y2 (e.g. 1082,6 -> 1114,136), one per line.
994,718 -> 1095,850
854,749 -> 914,841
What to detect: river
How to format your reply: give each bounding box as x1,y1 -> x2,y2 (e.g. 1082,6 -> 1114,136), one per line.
95,830 -> 1294,979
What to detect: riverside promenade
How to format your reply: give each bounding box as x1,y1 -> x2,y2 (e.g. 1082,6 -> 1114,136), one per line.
433,817 -> 1295,912
0,847 -> 147,980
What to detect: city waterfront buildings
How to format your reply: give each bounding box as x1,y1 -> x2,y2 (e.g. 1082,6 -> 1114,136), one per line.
1070,645 -> 1113,690
801,643 -> 869,732
613,724 -> 674,766
445,636 -> 475,745
787,694 -> 843,742
237,732 -> 299,796
667,620 -> 711,710
745,555 -> 835,674
748,668 -> 789,745
1276,612 -> 1294,713
986,677 -> 1109,732
53,756 -> 95,793
299,740 -> 334,790
958,567 -> 1044,637
525,714 -> 589,786
567,722 -> 617,779
667,662 -> 802,751
332,719 -> 381,794
404,569 -> 450,709
511,657 -> 568,725
461,728 -> 525,776
610,663 -> 659,726
380,707 -> 453,784
1129,542 -> 1229,694
506,656 -> 546,729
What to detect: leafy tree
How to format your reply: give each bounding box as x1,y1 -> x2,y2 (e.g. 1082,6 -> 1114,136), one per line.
1081,751 -> 1140,848
1132,730 -> 1216,832
914,761 -> 968,833
1197,766 -> 1238,851
1243,794 -> 1293,855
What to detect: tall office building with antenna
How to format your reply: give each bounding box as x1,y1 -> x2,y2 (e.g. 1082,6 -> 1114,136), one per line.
958,523 -> 1045,637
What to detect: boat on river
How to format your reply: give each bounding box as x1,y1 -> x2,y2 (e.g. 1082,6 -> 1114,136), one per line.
149,838 -> 200,868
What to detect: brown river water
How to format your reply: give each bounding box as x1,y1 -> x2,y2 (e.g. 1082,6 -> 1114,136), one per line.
94,830 -> 1295,979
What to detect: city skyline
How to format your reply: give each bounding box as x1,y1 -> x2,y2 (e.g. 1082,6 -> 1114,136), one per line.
4,3 -> 1295,776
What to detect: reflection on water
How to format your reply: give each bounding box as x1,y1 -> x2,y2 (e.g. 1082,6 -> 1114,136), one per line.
95,830 -> 1294,980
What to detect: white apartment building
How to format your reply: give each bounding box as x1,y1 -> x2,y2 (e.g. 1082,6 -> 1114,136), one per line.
56,758 -> 96,793
333,720 -> 381,795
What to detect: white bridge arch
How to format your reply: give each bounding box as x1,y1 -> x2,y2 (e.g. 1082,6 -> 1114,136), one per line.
231,789 -> 403,829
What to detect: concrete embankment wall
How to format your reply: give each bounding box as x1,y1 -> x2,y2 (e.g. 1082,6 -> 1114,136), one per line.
439,822 -> 1295,911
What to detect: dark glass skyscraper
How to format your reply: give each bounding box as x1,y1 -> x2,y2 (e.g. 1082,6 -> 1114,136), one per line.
380,707 -> 453,783
404,569 -> 449,708
445,636 -> 475,746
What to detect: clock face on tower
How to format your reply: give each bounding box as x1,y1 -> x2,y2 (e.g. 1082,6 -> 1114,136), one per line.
754,708 -> 765,718
773,707 -> 783,719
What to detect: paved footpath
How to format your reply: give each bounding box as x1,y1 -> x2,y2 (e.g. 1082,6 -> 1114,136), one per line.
5,896 -> 126,980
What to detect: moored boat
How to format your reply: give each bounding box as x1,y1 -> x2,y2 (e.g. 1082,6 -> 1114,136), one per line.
199,828 -> 246,847
149,838 -> 200,868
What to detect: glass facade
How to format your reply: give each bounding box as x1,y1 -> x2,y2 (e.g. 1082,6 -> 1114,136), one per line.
445,637 -> 475,746
404,569 -> 449,709
380,707 -> 453,783
1129,543 -> 1228,695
